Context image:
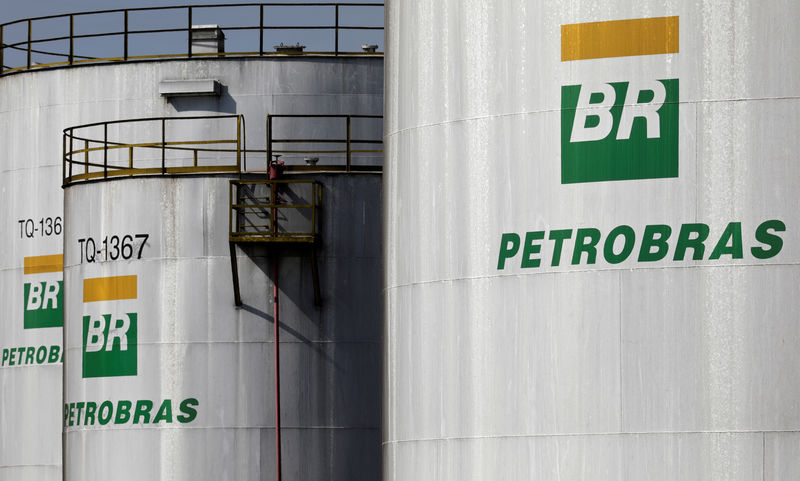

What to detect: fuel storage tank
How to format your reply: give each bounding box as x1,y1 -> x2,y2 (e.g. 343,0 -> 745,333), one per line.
384,1 -> 800,480
0,62 -> 65,481
0,4 -> 383,481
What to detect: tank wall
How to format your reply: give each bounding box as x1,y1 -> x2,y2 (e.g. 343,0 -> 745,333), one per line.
63,173 -> 381,481
0,56 -> 381,480
385,1 -> 800,480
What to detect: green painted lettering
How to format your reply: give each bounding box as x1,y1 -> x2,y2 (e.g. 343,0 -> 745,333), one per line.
153,400 -> 173,423
25,347 -> 34,365
549,229 -> 573,266
497,233 -> 521,270
74,402 -> 85,426
710,222 -> 743,259
133,400 -> 154,424
603,225 -> 635,264
571,228 -> 601,265
177,398 -> 199,424
751,219 -> 785,259
638,224 -> 672,261
84,402 -> 97,426
36,346 -> 47,364
521,231 -> 545,268
673,223 -> 710,261
98,401 -> 113,425
48,345 -> 60,363
68,403 -> 76,427
115,400 -> 132,424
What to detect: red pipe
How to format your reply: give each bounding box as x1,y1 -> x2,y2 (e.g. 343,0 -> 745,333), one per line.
270,168 -> 282,481
273,254 -> 282,480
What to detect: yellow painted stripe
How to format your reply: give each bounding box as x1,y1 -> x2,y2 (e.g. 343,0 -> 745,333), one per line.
83,275 -> 137,303
24,254 -> 63,274
562,16 -> 679,61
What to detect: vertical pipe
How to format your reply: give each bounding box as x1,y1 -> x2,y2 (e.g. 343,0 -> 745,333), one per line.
27,19 -> 31,69
346,115 -> 352,172
187,7 -> 193,58
69,15 -> 74,65
273,253 -> 282,481
161,118 -> 166,174
124,10 -> 129,61
259,5 -> 264,56
334,5 -> 339,56
103,124 -> 108,179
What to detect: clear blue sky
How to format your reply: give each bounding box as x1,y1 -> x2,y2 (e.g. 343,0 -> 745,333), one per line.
1,1 -> 383,68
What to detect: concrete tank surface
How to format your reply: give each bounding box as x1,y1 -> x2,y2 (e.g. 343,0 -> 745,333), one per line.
63,173 -> 381,480
0,55 -> 381,481
384,1 -> 800,480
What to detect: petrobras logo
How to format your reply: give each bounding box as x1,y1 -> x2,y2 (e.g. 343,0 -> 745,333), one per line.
560,16 -> 679,183
81,275 -> 138,378
23,254 -> 64,329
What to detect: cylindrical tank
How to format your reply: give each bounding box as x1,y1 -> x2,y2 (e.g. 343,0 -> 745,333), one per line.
63,171 -> 382,480
0,14 -> 382,479
385,1 -> 800,479
0,78 -> 65,481
53,57 -> 382,480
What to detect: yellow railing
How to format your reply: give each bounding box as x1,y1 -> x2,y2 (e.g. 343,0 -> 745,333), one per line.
229,179 -> 321,243
266,114 -> 383,172
0,3 -> 383,76
62,115 -> 245,186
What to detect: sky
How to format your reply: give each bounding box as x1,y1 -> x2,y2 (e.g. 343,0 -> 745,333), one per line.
1,0 -> 384,70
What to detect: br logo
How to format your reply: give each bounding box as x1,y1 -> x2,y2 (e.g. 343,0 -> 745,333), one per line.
23,255 -> 64,329
561,16 -> 679,184
82,275 -> 138,378
82,313 -> 137,378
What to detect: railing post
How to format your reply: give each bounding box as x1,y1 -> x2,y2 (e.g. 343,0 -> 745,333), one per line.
1,25 -> 5,75
161,118 -> 166,174
187,7 -> 193,58
103,124 -> 108,179
334,4 -> 339,56
259,5 -> 264,56
124,10 -> 129,61
266,115 -> 272,174
236,115 -> 242,171
129,146 -> 134,169
27,20 -> 32,69
346,115 -> 351,172
62,133 -> 67,186
69,15 -> 74,65
83,139 -> 88,175
69,131 -> 75,179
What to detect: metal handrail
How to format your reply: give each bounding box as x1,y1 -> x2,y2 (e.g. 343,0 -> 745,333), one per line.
63,114 -> 245,186
229,179 -> 321,242
1,3 -> 383,76
266,114 -> 382,173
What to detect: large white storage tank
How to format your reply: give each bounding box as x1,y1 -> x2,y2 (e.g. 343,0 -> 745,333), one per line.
1,4 -> 383,481
385,1 -> 800,479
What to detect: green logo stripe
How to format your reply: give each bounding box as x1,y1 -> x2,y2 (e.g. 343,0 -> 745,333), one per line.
561,79 -> 679,183
82,313 -> 138,378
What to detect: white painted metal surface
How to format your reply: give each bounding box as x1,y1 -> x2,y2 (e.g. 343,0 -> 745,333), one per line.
384,1 -> 800,480
1,55 -> 382,481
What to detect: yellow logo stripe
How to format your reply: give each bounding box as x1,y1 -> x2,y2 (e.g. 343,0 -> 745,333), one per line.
83,275 -> 137,302
24,254 -> 63,274
561,16 -> 679,61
